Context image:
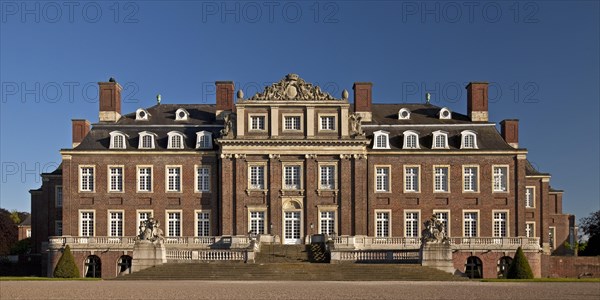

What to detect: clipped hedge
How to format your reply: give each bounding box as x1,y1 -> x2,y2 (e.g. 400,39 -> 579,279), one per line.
506,247 -> 534,279
53,245 -> 80,278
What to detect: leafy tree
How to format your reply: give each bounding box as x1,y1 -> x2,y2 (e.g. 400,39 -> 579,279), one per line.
0,208 -> 18,256
53,245 -> 80,278
579,210 -> 600,256
506,247 -> 534,279
9,210 -> 21,224
10,237 -> 31,255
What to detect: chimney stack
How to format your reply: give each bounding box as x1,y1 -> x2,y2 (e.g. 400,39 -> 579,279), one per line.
466,82 -> 488,122
215,81 -> 234,119
500,119 -> 519,148
98,78 -> 122,122
353,82 -> 373,122
72,119 -> 90,148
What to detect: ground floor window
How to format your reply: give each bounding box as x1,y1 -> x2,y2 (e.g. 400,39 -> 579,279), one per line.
405,212 -> 419,238
375,211 -> 390,237
117,255 -> 132,276
465,256 -> 483,279
497,256 -> 513,278
249,211 -> 265,235
85,255 -> 101,278
167,212 -> 181,237
320,211 -> 335,235
196,211 -> 210,237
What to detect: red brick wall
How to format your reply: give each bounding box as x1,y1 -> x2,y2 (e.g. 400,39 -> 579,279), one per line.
541,255 -> 600,278
452,251 -> 542,278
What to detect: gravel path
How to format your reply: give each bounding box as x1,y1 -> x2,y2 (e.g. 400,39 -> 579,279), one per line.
2,280 -> 599,300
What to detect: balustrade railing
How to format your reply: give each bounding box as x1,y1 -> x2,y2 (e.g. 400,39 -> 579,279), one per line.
166,249 -> 247,261
332,236 -> 540,250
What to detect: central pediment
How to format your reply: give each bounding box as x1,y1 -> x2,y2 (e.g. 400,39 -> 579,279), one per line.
249,74 -> 343,101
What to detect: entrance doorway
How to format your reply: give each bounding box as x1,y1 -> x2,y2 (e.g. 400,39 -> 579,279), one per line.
283,211 -> 301,244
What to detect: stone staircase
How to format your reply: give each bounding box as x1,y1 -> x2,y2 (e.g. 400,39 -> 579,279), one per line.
254,244 -> 310,263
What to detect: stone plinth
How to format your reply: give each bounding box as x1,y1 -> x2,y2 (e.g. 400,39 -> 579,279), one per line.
132,240 -> 166,273
420,242 -> 455,274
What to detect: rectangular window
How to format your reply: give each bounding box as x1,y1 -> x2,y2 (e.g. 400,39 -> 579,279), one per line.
549,227 -> 556,251
493,212 -> 508,237
167,212 -> 181,237
80,211 -> 94,237
434,211 -> 449,236
138,167 -> 152,192
375,211 -> 390,237
375,167 -> 390,192
525,187 -> 535,208
463,166 -> 478,192
284,116 -> 301,130
138,211 -> 152,226
55,186 -> 63,207
319,165 -> 335,190
55,221 -> 63,236
249,165 -> 265,190
196,167 -> 210,192
167,167 -> 181,192
250,116 -> 265,130
109,167 -> 123,192
320,211 -> 335,235
196,211 -> 210,237
197,134 -> 211,149
526,222 -> 535,238
80,167 -> 94,192
320,116 -> 335,130
249,211 -> 265,234
404,166 -> 419,192
284,165 -> 301,190
405,212 -> 419,238
463,212 -> 478,237
493,166 -> 509,192
434,166 -> 449,192
109,211 -> 123,237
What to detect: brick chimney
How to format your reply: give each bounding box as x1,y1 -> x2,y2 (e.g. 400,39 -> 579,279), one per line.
353,82 -> 373,122
215,81 -> 234,119
500,119 -> 519,148
466,82 -> 488,122
98,78 -> 122,122
72,119 -> 90,148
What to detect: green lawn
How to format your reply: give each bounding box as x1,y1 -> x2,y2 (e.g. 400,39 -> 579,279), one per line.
0,277 -> 102,281
482,278 -> 600,283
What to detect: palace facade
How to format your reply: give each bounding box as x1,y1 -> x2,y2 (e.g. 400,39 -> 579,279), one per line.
30,74 -> 576,278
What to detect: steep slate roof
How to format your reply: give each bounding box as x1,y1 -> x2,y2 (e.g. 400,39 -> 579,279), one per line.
370,103 -> 473,125
19,215 -> 31,226
525,160 -> 550,176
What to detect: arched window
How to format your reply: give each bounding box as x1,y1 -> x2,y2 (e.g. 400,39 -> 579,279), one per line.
439,107 -> 452,119
398,108 -> 411,120
109,131 -> 128,149
175,108 -> 189,121
403,130 -> 420,149
373,130 -> 390,149
432,130 -> 449,149
196,131 -> 213,149
167,131 -> 185,149
138,132 -> 156,149
461,130 -> 478,149
136,108 -> 150,121
117,255 -> 132,276
465,256 -> 483,279
497,256 -> 513,278
85,255 -> 101,278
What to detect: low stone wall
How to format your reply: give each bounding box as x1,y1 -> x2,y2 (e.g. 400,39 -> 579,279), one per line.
452,251 -> 542,278
541,255 -> 600,278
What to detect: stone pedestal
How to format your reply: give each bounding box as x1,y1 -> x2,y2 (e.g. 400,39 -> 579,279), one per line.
132,240 -> 167,273
420,242 -> 455,274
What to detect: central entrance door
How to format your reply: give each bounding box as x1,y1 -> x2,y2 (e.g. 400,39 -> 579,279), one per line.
284,211 -> 302,244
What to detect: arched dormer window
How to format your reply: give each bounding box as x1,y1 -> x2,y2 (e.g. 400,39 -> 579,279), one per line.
196,131 -> 213,149
109,131 -> 128,149
138,131 -> 157,149
432,130 -> 449,149
175,108 -> 189,121
398,108 -> 411,120
136,108 -> 150,121
167,131 -> 185,149
402,130 -> 420,149
461,130 -> 478,149
373,130 -> 390,149
439,107 -> 452,120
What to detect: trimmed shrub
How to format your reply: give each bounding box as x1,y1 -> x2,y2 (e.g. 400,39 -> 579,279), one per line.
53,245 -> 80,278
506,247 -> 534,279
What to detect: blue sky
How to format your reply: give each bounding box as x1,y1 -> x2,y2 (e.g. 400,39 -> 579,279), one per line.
1,1 -> 598,222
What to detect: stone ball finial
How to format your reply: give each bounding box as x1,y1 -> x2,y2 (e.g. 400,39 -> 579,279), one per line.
342,89 -> 349,100
109,77 -> 116,83
237,89 -> 244,99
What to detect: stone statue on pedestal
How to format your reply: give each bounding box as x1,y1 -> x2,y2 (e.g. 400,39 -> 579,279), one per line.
137,218 -> 164,243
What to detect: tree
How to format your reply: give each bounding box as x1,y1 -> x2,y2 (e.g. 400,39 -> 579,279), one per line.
506,247 -> 534,279
53,245 -> 80,278
0,208 -> 18,256
579,210 -> 600,256
9,210 -> 21,224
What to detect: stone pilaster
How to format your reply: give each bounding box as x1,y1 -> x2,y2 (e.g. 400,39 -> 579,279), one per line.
353,155 -> 368,235
220,155 -> 234,235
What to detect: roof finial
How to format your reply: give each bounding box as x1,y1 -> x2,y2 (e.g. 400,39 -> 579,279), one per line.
156,94 -> 161,105
425,92 -> 431,104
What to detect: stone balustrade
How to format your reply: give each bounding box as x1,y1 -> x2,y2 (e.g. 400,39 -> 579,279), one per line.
47,235 -> 252,251
332,236 -> 541,251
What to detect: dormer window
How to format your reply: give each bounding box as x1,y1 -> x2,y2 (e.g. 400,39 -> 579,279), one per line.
175,108 -> 189,121
398,108 -> 411,120
461,130 -> 478,149
373,130 -> 390,149
196,131 -> 213,149
432,130 -> 449,149
109,131 -> 128,149
439,107 -> 452,120
136,108 -> 150,121
138,131 -> 157,149
403,130 -> 420,149
167,131 -> 185,149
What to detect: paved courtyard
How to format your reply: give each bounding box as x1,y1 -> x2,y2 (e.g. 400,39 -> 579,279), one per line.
2,280 -> 600,300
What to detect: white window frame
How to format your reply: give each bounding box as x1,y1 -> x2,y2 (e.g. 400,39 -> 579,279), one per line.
165,166 -> 182,193
138,131 -> 157,149
402,130 -> 420,149
136,108 -> 150,121
404,210 -> 420,238
439,107 -> 452,119
373,130 -> 390,149
433,165 -> 450,193
55,185 -> 63,208
462,165 -> 479,193
398,108 -> 411,120
463,210 -> 479,238
432,130 -> 449,149
318,207 -> 337,235
195,165 -> 211,193
282,163 -> 303,190
525,186 -> 536,208
136,210 -> 153,231
460,130 -> 478,149
248,114 -> 267,131
282,114 -> 303,131
492,210 -> 509,238
175,108 -> 189,121
319,114 -> 337,131
79,165 -> 95,192
433,210 -> 451,237
403,165 -> 420,193
492,165 -> 510,193
525,222 -> 536,238
137,166 -> 153,193
107,210 -> 124,237
248,163 -> 267,190
318,163 -> 337,190
109,131 -> 128,149
195,131 -> 213,149
107,165 -> 124,193
79,210 -> 95,237
375,165 -> 391,193
194,210 -> 211,237
165,210 -> 182,237
167,131 -> 185,149
248,208 -> 267,235
375,210 -> 391,238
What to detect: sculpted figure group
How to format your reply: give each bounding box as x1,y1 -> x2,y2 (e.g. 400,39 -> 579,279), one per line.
138,217 -> 164,243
